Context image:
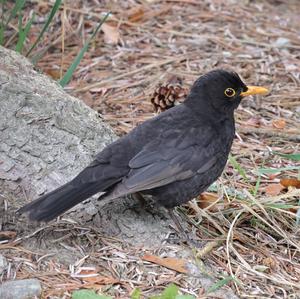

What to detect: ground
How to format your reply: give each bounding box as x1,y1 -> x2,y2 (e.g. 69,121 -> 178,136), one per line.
1,0 -> 300,298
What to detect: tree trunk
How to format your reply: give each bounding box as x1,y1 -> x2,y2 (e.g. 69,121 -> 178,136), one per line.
0,46 -> 171,245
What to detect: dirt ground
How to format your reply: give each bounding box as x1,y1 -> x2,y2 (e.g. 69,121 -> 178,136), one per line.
1,0 -> 300,298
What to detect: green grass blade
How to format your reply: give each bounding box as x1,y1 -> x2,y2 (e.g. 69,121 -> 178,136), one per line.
0,0 -> 25,45
273,151 -> 300,161
266,203 -> 295,209
252,174 -> 261,197
26,0 -> 62,56
150,283 -> 179,299
16,13 -> 23,51
0,1 -> 5,45
228,154 -> 248,181
59,12 -> 110,87
161,284 -> 179,299
72,289 -> 112,299
131,288 -> 141,299
6,0 -> 25,26
16,12 -> 35,53
0,25 -> 4,45
258,166 -> 300,174
207,276 -> 235,293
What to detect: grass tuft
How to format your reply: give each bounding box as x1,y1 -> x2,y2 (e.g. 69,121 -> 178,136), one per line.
59,12 -> 110,87
26,0 -> 62,56
15,11 -> 35,53
0,0 -> 26,45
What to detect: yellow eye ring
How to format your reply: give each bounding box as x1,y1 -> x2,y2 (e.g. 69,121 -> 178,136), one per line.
224,88 -> 236,97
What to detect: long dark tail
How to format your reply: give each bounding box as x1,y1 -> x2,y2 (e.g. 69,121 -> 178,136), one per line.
18,181 -> 106,222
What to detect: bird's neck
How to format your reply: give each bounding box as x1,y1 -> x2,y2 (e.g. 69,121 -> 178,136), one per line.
184,94 -> 235,122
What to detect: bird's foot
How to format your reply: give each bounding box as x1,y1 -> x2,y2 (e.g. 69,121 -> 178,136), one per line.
165,230 -> 203,248
131,193 -> 157,218
167,208 -> 203,248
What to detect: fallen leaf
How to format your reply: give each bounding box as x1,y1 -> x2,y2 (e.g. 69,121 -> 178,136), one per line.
245,117 -> 261,127
37,2 -> 49,14
76,269 -> 118,285
101,23 -> 120,45
268,173 -> 279,180
83,276 -> 119,284
74,268 -> 97,277
262,257 -> 277,269
142,254 -> 188,274
0,231 -> 17,240
127,6 -> 145,22
265,183 -> 284,196
272,119 -> 286,129
280,178 -> 300,188
195,240 -> 221,258
198,192 -> 219,210
45,68 -> 61,80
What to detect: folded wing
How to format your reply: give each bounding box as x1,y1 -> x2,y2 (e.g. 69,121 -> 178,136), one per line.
100,126 -> 219,200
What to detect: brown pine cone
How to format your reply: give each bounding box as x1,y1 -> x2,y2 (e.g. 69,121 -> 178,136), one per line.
151,76 -> 187,113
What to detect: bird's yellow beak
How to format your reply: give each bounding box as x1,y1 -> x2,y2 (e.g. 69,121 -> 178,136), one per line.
240,86 -> 269,97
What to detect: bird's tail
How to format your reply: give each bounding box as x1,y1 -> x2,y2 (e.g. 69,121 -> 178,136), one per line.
18,181 -> 104,222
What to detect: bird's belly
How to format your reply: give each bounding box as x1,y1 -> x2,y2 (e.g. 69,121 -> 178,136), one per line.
143,156 -> 228,208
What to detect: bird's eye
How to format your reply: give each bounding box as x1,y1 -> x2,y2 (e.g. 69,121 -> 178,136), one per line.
224,88 -> 236,98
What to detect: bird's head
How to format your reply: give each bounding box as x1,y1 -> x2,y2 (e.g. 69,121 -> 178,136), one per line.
186,69 -> 269,114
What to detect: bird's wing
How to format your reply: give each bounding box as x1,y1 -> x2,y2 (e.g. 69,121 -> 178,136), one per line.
125,149 -> 218,191
102,126 -> 220,199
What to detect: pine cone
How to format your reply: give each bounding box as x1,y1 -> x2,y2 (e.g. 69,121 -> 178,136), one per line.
151,76 -> 187,113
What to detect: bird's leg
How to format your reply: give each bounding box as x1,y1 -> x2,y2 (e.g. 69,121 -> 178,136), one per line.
131,192 -> 157,217
133,195 -> 200,246
168,208 -> 201,248
132,192 -> 147,208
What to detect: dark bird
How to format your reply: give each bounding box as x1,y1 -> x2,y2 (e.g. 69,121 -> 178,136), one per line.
18,70 -> 268,222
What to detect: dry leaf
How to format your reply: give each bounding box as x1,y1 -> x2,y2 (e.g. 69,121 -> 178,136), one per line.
77,269 -> 118,284
83,275 -> 119,284
45,68 -> 61,80
37,2 -> 49,14
262,257 -> 277,269
127,6 -> 145,22
268,173 -> 279,180
198,192 -> 219,210
101,23 -> 120,45
265,183 -> 284,196
195,240 -> 221,258
0,231 -> 17,240
280,178 -> 300,188
272,119 -> 286,129
245,117 -> 261,127
142,254 -> 188,274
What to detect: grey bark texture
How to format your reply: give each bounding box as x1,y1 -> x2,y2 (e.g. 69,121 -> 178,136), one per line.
0,278 -> 42,299
0,45 -> 172,245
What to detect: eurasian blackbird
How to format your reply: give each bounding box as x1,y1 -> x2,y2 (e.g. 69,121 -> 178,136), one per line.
18,69 -> 268,222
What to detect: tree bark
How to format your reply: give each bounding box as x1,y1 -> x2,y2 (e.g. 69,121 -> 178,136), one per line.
0,46 -> 171,245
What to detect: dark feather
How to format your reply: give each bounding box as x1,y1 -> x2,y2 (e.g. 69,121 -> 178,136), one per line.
19,69 -> 248,222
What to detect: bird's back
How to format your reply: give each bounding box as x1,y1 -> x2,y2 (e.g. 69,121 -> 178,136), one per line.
139,105 -> 235,207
